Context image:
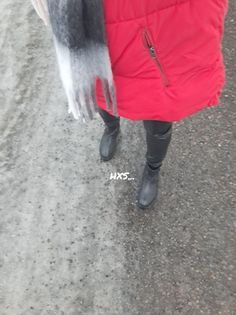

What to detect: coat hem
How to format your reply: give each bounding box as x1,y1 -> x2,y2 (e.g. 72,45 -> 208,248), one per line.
97,97 -> 222,122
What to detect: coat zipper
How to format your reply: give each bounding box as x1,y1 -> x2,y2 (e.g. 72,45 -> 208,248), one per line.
142,29 -> 169,87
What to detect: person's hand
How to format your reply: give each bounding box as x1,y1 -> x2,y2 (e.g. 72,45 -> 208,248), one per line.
31,0 -> 49,26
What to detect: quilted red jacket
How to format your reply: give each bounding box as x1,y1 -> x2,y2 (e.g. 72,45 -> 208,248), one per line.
96,0 -> 228,121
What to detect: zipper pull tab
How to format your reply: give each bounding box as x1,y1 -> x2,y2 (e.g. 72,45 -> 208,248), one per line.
149,46 -> 156,59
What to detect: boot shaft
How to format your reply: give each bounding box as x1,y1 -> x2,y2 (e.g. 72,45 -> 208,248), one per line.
143,120 -> 173,168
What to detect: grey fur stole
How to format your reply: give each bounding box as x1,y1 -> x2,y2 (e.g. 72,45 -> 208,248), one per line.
32,0 -> 118,123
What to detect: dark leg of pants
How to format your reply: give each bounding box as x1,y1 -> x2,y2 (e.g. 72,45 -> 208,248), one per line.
98,107 -> 120,130
143,120 -> 173,169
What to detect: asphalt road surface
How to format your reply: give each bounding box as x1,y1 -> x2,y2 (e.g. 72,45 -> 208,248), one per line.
0,1 -> 235,314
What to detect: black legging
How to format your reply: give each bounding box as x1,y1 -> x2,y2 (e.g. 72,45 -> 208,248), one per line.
98,107 -> 172,168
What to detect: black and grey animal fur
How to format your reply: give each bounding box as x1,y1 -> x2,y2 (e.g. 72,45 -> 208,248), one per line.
46,0 -> 118,122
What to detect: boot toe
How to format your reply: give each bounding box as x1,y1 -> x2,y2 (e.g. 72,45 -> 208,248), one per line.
99,141 -> 115,161
137,187 -> 157,209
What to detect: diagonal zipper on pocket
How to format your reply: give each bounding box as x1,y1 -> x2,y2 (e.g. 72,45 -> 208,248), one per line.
142,28 -> 169,87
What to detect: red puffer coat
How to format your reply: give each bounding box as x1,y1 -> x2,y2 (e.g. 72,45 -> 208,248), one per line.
96,0 -> 228,121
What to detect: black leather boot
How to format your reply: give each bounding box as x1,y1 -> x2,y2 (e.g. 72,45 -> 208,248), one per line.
136,161 -> 162,209
136,121 -> 172,209
98,107 -> 121,161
